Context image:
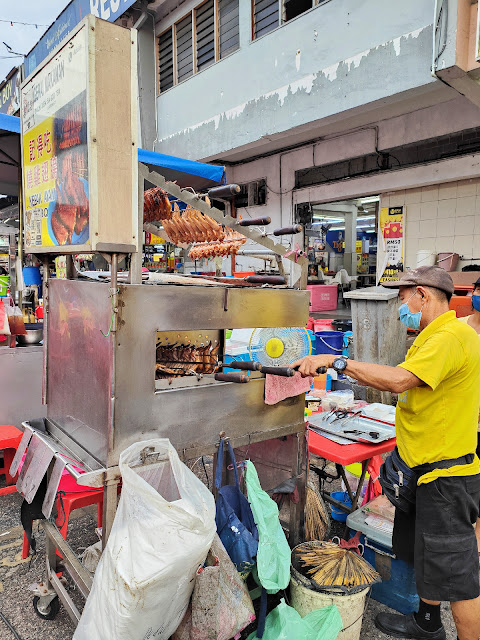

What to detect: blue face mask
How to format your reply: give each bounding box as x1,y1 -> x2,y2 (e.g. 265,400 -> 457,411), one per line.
472,295 -> 480,312
398,291 -> 422,330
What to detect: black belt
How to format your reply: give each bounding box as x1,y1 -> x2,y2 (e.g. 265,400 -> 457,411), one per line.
414,453 -> 475,474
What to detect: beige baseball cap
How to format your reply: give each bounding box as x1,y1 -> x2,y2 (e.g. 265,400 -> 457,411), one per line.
382,266 -> 454,295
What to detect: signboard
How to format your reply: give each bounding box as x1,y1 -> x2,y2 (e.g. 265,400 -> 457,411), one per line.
0,69 -> 20,115
377,206 -> 404,283
22,28 -> 88,250
145,232 -> 165,245
25,0 -> 137,77
21,16 -> 138,255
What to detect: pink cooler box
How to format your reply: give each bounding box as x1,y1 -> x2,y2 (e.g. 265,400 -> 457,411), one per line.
307,284 -> 338,312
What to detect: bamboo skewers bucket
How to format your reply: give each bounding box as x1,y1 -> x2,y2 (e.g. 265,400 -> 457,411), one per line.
290,542 -> 370,640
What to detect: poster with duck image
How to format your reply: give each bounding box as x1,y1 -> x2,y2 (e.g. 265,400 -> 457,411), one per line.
22,26 -> 89,250
377,206 -> 404,283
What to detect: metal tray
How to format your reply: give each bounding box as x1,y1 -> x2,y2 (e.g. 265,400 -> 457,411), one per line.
308,412 -> 396,444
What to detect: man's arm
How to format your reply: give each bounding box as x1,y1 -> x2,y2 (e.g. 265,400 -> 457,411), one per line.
291,355 -> 422,394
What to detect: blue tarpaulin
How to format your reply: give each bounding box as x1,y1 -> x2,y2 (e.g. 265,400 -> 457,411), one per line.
0,113 -> 20,196
138,148 -> 225,189
0,113 -> 20,134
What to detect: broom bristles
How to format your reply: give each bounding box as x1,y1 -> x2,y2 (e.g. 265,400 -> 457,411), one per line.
305,484 -> 329,542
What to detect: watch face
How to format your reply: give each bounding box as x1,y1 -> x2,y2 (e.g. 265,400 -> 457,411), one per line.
334,358 -> 347,371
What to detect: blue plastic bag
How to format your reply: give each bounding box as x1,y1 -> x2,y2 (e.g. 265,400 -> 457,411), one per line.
215,439 -> 259,577
247,599 -> 343,640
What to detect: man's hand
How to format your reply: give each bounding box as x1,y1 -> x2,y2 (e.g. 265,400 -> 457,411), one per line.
291,355 -> 334,377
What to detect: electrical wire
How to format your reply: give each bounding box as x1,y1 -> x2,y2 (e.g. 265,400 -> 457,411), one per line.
0,19 -> 48,27
0,610 -> 24,640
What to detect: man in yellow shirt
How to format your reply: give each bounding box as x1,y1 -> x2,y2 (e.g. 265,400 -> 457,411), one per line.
293,266 -> 480,640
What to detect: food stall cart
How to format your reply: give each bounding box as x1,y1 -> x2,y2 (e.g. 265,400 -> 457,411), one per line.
13,15 -> 310,625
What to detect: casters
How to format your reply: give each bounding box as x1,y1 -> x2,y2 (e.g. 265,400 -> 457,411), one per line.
33,595 -> 60,620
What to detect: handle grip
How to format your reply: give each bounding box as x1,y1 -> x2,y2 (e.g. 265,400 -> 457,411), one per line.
227,360 -> 262,371
273,224 -> 303,236
245,275 -> 285,285
215,372 -> 249,383
208,184 -> 240,199
292,365 -> 328,374
239,217 -> 271,226
260,366 -> 295,377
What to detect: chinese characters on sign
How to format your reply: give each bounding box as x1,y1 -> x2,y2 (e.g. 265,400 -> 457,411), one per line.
22,27 -> 89,250
378,206 -> 404,283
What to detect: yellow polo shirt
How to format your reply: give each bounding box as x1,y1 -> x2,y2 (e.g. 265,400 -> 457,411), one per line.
395,311 -> 480,484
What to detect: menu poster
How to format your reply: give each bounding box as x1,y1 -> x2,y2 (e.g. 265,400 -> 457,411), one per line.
22,27 -> 89,250
378,206 -> 404,283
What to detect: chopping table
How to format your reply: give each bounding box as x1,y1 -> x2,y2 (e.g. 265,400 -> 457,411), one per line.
307,427 -> 396,515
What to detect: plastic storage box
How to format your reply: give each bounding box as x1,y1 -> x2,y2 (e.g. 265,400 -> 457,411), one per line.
347,507 -> 419,615
307,285 -> 338,312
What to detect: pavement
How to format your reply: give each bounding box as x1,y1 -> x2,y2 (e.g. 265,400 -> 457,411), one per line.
0,478 -> 459,640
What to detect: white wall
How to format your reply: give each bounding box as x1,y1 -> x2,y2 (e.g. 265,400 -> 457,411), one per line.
382,179 -> 480,271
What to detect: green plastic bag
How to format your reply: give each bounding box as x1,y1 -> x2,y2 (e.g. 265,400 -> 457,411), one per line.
245,460 -> 291,593
246,599 -> 343,640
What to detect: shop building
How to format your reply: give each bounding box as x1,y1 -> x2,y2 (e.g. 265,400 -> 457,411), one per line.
150,0 -> 480,276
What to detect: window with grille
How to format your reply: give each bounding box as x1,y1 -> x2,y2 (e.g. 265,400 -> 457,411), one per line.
219,0 -> 239,58
158,0 -> 240,93
196,0 -> 216,71
176,14 -> 194,83
253,0 -> 279,39
158,28 -> 174,93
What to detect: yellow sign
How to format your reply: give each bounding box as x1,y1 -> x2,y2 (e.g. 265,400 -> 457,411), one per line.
378,206 -> 404,283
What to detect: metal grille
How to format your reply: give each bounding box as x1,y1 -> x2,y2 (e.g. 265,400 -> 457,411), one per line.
196,0 -> 216,71
253,0 -> 279,39
219,0 -> 239,58
176,14 -> 194,83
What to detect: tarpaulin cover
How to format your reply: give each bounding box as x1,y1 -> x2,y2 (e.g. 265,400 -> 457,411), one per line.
0,113 -> 20,196
138,148 -> 225,189
0,113 -> 20,134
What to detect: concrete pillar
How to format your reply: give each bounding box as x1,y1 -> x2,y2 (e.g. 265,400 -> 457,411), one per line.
343,205 -> 358,277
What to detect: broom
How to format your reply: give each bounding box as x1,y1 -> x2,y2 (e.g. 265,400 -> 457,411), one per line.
304,481 -> 330,542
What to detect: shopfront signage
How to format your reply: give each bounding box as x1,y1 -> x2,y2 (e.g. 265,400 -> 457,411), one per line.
0,69 -> 20,115
377,206 -> 404,283
25,0 -> 137,77
21,15 -> 138,255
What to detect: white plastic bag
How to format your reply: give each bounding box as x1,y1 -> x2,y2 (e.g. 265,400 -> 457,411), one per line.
74,439 -> 216,640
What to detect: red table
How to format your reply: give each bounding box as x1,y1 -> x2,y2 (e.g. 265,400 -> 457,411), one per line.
308,428 -> 396,515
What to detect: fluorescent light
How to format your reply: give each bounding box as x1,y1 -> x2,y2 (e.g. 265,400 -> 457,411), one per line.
358,196 -> 380,204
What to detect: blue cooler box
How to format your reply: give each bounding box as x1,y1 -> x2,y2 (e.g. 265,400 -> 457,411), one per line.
347,507 -> 419,615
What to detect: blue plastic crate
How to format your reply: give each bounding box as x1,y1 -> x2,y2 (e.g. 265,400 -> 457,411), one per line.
347,507 -> 419,615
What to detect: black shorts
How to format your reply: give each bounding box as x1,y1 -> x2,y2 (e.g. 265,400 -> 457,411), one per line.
393,474 -> 480,602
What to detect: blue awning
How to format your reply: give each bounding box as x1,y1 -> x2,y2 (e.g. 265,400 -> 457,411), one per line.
0,113 -> 20,134
0,114 -> 20,196
138,148 -> 225,190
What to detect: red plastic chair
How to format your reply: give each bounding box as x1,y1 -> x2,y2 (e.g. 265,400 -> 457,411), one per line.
22,486 -> 105,559
0,425 -> 23,496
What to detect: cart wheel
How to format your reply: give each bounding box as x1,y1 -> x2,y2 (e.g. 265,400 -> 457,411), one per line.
33,595 -> 60,620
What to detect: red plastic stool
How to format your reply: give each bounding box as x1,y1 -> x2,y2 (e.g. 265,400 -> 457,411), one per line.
0,425 -> 23,496
22,487 -> 105,559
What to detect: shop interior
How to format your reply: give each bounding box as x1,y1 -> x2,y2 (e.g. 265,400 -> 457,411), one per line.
302,196 -> 379,286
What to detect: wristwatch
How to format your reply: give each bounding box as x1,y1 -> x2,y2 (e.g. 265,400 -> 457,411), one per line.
332,356 -> 348,373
